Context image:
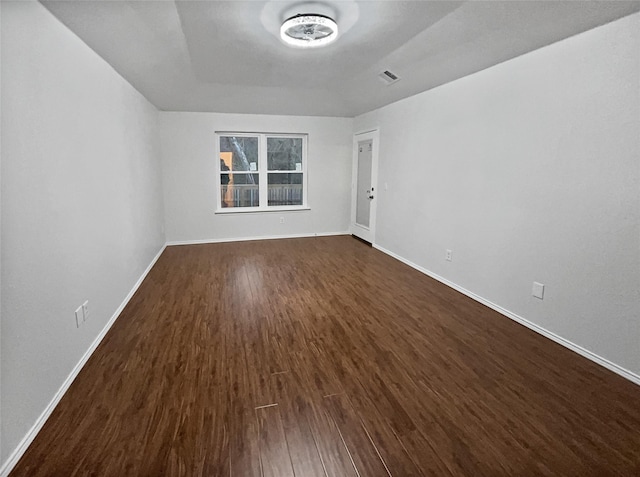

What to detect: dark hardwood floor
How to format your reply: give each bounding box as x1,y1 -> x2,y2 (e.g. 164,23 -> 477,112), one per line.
11,236 -> 640,476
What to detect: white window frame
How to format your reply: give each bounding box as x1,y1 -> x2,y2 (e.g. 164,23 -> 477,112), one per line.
215,132 -> 309,213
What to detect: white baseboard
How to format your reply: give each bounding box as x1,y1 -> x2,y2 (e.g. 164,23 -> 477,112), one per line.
0,244 -> 167,477
373,243 -> 640,387
166,231 -> 350,246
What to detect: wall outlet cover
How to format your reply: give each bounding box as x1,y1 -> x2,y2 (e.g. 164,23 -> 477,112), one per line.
75,306 -> 83,328
532,282 -> 545,299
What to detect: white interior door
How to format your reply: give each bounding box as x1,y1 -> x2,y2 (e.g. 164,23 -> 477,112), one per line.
351,130 -> 379,243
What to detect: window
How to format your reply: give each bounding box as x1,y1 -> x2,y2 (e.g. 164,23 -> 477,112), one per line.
216,133 -> 307,212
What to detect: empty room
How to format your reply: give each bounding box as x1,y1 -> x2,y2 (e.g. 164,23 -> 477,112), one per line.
1,0 -> 640,475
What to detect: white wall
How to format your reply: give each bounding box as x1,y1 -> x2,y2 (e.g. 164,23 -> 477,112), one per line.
160,112 -> 353,243
1,1 -> 165,466
355,13 -> 640,377
0,1 -> 3,459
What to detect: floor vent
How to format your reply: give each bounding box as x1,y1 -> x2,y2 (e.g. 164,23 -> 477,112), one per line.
378,70 -> 400,85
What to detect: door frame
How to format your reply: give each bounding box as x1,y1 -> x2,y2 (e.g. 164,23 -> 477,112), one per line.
350,129 -> 380,244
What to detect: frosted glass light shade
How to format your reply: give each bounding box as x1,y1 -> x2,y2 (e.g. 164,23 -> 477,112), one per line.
280,14 -> 338,48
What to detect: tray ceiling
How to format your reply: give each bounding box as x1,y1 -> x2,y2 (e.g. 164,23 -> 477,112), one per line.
41,0 -> 640,117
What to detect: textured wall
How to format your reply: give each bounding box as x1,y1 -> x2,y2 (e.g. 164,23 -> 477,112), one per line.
1,1 -> 165,465
355,13 -> 640,377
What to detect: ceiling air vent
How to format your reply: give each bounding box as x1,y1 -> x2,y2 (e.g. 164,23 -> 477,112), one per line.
378,70 -> 400,85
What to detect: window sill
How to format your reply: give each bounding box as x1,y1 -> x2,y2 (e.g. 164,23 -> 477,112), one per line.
215,206 -> 311,215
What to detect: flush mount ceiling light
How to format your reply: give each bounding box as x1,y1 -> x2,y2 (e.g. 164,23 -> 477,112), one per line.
280,14 -> 338,48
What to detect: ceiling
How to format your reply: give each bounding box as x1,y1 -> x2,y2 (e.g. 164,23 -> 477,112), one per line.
41,0 -> 640,117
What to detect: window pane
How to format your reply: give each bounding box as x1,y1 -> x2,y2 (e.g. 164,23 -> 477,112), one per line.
220,136 -> 258,172
267,137 -> 302,171
221,174 -> 259,208
268,173 -> 303,206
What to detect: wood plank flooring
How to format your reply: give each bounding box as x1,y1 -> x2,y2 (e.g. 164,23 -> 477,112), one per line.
10,236 -> 640,476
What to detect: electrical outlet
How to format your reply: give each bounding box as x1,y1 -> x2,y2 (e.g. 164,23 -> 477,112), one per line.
75,305 -> 83,328
279,217 -> 285,224
445,249 -> 452,261
82,300 -> 89,321
532,282 -> 545,300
